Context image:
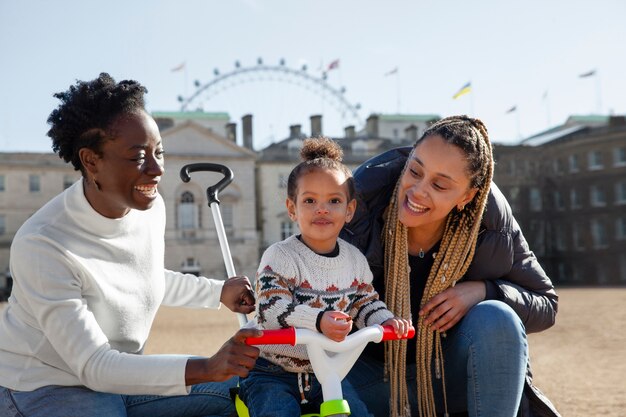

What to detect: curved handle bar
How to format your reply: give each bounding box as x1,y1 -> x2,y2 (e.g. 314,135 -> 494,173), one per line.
245,325 -> 415,347
179,163 -> 234,205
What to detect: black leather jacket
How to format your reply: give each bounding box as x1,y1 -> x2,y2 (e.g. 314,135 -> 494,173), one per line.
340,147 -> 561,417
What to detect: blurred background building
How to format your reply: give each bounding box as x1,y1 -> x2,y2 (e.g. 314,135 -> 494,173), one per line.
1,112 -> 625,300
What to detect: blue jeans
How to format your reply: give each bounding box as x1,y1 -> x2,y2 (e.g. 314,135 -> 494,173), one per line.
0,378 -> 237,417
238,357 -> 372,417
346,301 -> 528,417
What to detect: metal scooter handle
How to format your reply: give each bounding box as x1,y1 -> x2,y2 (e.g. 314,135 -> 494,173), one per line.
180,163 -> 234,205
179,163 -> 248,328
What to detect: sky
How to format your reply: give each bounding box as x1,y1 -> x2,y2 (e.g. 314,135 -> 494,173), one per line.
1,0 -> 625,152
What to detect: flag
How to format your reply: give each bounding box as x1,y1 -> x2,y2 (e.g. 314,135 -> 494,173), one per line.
579,69 -> 596,78
385,67 -> 398,76
506,105 -> 517,114
452,81 -> 471,99
327,59 -> 340,71
171,62 -> 186,72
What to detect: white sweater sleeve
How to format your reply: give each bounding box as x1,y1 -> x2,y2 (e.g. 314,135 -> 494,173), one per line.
162,270 -> 224,309
10,236 -> 190,396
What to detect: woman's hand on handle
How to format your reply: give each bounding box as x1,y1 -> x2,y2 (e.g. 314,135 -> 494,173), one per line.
185,328 -> 261,385
418,281 -> 486,333
220,275 -> 256,314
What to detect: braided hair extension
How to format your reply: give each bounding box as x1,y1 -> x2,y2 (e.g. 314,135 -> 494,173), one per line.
382,115 -> 494,416
46,73 -> 148,174
286,136 -> 355,201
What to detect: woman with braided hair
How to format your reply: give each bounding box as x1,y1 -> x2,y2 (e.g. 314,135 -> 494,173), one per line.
342,116 -> 560,417
0,73 -> 262,417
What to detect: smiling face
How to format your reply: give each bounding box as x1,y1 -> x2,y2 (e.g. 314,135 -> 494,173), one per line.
397,134 -> 478,236
80,110 -> 165,218
286,168 -> 356,254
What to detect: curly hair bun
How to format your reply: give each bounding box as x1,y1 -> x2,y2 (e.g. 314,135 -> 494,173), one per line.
300,137 -> 343,162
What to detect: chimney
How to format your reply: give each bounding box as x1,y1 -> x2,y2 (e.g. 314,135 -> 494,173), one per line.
344,125 -> 356,138
366,114 -> 379,137
226,122 -> 237,144
405,124 -> 418,143
289,124 -> 302,139
242,114 -> 253,150
609,115 -> 626,127
310,115 -> 323,137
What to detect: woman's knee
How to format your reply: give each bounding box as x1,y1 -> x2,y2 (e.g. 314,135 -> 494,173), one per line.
461,301 -> 526,345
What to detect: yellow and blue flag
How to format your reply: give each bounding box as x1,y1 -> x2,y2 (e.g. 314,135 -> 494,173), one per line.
452,81 -> 472,99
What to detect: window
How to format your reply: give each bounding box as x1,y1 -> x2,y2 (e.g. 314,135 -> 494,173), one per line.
278,173 -> 288,189
221,202 -> 234,231
591,219 -> 608,249
570,188 -> 582,209
554,226 -> 566,251
63,175 -> 75,190
177,191 -> 198,230
572,223 -> 584,251
568,154 -> 579,173
280,221 -> 294,240
615,181 -> 626,205
553,158 -> 564,175
590,185 -> 606,207
0,175 -> 5,192
0,215 -> 5,235
614,147 -> 626,167
529,188 -> 542,212
29,175 -> 40,192
587,150 -> 603,170
553,190 -> 565,211
617,217 -> 626,240
529,220 -> 545,256
181,257 -> 200,276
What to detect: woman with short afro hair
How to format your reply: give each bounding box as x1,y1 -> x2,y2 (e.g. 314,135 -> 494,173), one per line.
0,73 -> 261,417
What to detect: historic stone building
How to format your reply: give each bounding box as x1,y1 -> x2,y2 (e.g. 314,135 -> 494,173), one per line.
492,115 -> 626,285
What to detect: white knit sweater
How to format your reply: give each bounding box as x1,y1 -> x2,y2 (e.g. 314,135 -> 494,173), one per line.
253,235 -> 394,372
0,180 -> 224,396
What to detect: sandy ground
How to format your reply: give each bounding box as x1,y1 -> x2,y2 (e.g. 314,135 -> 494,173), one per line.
144,287 -> 626,417
2,287 -> 624,416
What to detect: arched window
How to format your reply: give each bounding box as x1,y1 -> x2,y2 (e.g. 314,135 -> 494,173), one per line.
178,191 -> 198,231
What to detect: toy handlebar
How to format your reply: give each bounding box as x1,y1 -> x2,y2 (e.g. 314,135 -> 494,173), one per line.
180,163 -> 234,205
245,324 -> 415,346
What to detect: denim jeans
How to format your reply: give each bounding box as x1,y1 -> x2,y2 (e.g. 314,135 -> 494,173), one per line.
0,378 -> 237,417
346,301 -> 528,417
238,357 -> 372,417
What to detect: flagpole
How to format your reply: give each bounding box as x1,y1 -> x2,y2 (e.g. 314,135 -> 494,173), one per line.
595,71 -> 602,114
396,71 -> 401,113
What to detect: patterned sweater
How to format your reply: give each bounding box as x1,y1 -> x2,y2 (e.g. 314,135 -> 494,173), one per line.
253,235 -> 394,373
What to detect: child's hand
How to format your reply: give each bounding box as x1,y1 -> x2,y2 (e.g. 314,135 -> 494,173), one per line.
320,311 -> 353,342
382,317 -> 412,338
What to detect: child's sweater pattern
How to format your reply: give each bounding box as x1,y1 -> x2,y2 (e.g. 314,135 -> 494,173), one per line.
254,235 -> 394,373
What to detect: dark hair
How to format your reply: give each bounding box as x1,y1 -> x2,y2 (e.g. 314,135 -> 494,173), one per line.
415,115 -> 492,193
286,137 -> 355,201
46,72 -> 148,173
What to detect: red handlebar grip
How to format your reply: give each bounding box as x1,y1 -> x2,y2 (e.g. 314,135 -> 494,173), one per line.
245,328 -> 297,346
381,325 -> 416,341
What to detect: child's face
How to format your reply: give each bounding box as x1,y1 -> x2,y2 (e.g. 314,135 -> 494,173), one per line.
286,168 -> 356,254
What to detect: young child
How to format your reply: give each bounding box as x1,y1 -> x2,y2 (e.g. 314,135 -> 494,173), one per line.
239,137 -> 411,417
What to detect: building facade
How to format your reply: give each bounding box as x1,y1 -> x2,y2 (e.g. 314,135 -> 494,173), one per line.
492,115 -> 626,285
